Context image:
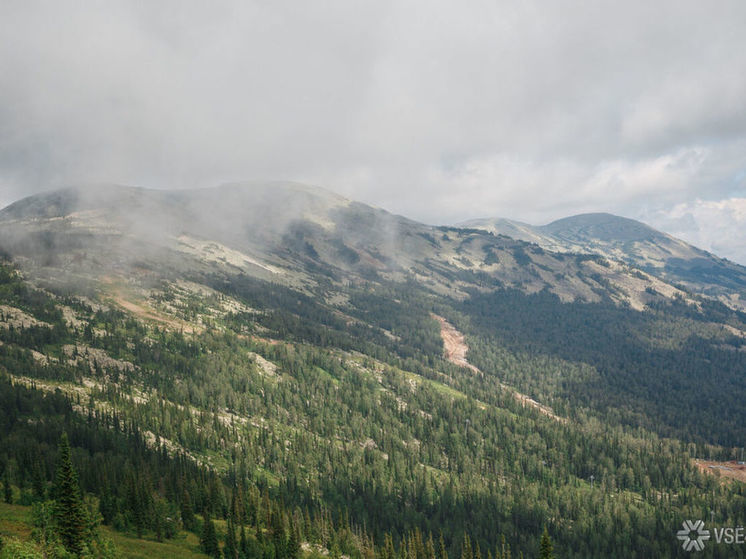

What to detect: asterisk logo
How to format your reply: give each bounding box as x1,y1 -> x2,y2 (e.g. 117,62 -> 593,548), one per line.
677,520 -> 710,552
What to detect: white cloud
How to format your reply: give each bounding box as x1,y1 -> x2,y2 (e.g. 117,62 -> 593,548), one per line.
334,147 -> 719,225
645,198 -> 746,265
1,0 -> 745,261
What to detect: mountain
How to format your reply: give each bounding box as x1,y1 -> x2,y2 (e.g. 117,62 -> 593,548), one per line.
0,184 -> 701,310
2,183 -> 746,558
461,212 -> 746,309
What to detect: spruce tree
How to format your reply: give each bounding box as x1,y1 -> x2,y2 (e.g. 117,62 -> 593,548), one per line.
287,523 -> 301,559
240,525 -> 249,559
99,487 -> 116,525
500,535 -> 510,559
539,528 -> 554,559
425,534 -> 437,559
181,486 -> 195,530
438,533 -> 448,559
461,534 -> 473,559
31,460 -> 45,502
384,534 -> 396,559
201,512 -> 220,558
2,469 -> 11,504
225,515 -> 238,559
52,432 -> 88,555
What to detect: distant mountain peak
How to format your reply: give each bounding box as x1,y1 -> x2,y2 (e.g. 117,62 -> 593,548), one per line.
460,212 -> 746,309
541,212 -> 661,243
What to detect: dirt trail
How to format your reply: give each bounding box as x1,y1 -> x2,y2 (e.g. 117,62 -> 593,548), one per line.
431,313 -> 565,422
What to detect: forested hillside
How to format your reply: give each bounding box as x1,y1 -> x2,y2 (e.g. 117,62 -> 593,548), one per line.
2,184 -> 746,558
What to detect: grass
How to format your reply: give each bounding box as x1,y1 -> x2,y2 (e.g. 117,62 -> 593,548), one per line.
103,527 -> 205,559
0,501 -> 207,558
0,501 -> 32,541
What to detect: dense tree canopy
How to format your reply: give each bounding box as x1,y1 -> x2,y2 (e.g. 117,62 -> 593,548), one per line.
2,260 -> 746,558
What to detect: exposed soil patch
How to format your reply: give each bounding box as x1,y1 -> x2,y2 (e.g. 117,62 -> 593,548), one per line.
111,291 -> 203,334
694,459 -> 746,483
432,313 -> 565,422
431,314 -> 480,374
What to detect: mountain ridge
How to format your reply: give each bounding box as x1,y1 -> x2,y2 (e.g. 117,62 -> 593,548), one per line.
460,212 -> 746,309
0,183 -> 708,311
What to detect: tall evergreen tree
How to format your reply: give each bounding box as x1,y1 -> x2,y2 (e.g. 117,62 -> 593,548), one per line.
52,433 -> 88,555
499,535 -> 510,559
240,525 -> 250,559
461,534 -> 473,559
384,534 -> 396,559
225,515 -> 239,559
99,487 -> 116,525
181,486 -> 195,530
425,534 -> 436,559
538,528 -> 554,559
438,533 -> 448,559
287,523 -> 300,559
2,469 -> 11,504
31,459 -> 45,502
201,512 -> 221,558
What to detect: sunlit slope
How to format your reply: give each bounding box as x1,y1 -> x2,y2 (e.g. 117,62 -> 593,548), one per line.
0,184 -> 702,310
462,212 -> 746,308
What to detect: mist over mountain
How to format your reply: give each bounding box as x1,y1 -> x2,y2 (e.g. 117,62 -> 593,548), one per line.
2,182 -> 746,558
4,182 -> 733,311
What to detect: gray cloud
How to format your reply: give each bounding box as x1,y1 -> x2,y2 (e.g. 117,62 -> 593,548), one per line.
1,1 -> 745,259
643,198 -> 746,265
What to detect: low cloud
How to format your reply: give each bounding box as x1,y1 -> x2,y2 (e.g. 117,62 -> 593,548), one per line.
645,198 -> 746,265
1,1 -> 745,259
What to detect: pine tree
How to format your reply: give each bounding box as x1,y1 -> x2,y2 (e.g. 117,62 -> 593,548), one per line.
460,534 -> 473,559
539,528 -> 554,559
2,469 -> 11,504
99,487 -> 117,525
415,529 -> 425,559
225,515 -> 239,559
201,512 -> 221,558
181,486 -> 195,530
287,523 -> 301,559
154,498 -> 166,542
500,535 -> 510,559
425,534 -> 437,559
272,509 -> 287,559
384,534 -> 396,559
31,459 -> 45,502
397,538 -> 408,559
240,525 -> 249,559
438,533 -> 448,559
52,432 -> 88,555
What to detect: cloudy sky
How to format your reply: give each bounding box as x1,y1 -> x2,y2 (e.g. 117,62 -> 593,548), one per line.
1,1 -> 745,262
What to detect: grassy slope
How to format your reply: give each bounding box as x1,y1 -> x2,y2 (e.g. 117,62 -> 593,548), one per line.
0,501 -> 206,559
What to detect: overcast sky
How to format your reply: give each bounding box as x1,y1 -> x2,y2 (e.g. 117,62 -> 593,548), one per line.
1,1 -> 745,262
